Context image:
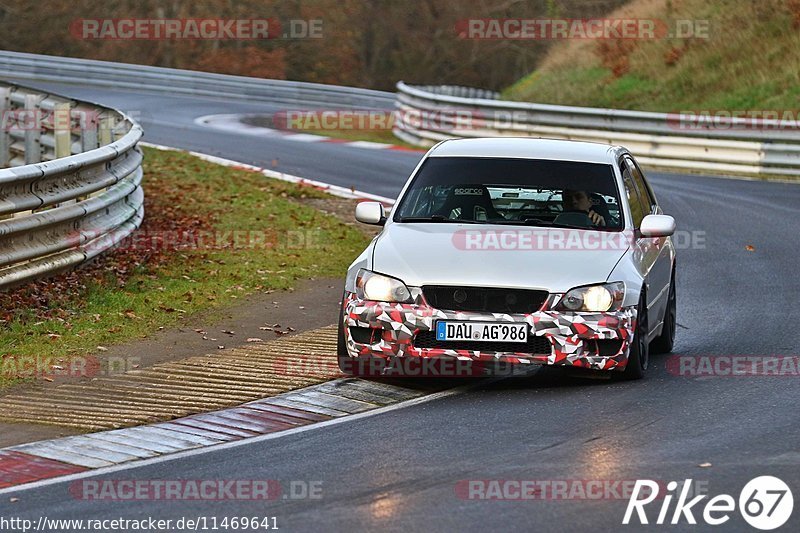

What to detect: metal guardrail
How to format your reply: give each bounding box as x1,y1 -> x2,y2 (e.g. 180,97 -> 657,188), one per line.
410,85 -> 500,100
0,82 -> 143,289
394,81 -> 800,177
0,51 -> 396,290
0,51 -> 394,110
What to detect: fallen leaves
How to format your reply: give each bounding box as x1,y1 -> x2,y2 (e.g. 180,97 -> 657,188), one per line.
0,180 -> 212,327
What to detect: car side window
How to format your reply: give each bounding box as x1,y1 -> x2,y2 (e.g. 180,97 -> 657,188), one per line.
620,158 -> 646,228
627,157 -> 656,215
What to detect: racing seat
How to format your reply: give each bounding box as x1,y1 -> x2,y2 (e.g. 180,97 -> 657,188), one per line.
435,185 -> 503,221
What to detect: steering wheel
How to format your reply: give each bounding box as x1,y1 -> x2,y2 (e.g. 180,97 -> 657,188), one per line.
553,211 -> 594,228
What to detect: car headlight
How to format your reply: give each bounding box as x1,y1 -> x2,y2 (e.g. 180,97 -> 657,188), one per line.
555,282 -> 625,312
355,269 -> 412,303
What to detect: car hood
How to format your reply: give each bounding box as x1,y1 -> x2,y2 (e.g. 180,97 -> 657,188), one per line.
371,223 -> 629,293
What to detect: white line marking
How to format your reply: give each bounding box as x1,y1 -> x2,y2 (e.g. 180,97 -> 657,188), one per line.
286,133 -> 328,143
346,141 -> 392,150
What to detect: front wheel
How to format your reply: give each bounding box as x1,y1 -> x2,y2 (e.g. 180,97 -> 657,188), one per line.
619,294 -> 649,380
337,296 -> 355,375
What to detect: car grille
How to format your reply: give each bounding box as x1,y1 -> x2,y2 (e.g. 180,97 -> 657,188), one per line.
413,331 -> 552,355
422,286 -> 548,314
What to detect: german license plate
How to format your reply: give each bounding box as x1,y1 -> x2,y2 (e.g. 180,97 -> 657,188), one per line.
435,321 -> 528,343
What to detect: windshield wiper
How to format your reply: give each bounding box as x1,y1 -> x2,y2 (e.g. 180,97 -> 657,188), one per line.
490,219 -> 552,227
492,219 -> 617,231
398,215 -> 477,223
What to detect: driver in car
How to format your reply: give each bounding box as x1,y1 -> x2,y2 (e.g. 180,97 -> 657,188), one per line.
562,189 -> 606,226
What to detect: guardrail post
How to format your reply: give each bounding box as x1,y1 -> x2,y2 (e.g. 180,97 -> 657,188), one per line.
78,107 -> 99,152
23,93 -> 43,164
52,101 -> 76,208
54,102 -> 72,158
110,118 -> 125,142
99,113 -> 113,146
0,87 -> 10,168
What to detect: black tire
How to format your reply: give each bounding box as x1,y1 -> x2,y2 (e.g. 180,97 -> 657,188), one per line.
650,274 -> 676,355
619,293 -> 649,380
337,297 -> 354,375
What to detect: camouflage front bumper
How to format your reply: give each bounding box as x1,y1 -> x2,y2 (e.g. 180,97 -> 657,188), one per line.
342,289 -> 636,371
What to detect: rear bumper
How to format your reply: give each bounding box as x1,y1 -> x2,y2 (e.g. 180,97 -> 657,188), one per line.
342,290 -> 636,372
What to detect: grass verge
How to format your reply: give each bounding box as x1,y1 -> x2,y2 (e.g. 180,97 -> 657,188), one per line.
0,147 -> 370,389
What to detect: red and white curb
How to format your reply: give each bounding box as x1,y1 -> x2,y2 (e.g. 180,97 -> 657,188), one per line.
194,113 -> 425,153
0,378 -> 436,491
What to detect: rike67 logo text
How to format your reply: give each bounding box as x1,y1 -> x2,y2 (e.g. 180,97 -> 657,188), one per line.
623,476 -> 793,530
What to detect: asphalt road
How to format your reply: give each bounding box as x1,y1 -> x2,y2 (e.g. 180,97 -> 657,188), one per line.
2,82 -> 799,532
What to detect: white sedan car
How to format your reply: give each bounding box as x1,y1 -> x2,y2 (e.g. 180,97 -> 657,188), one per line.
339,138 -> 676,379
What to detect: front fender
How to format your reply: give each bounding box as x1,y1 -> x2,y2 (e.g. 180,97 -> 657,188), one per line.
607,248 -> 646,307
345,240 -> 376,292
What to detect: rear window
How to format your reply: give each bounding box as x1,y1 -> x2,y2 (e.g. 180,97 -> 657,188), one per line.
393,157 -> 623,230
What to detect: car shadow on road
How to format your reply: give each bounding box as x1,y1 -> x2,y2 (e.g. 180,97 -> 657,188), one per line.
351,353 -> 675,398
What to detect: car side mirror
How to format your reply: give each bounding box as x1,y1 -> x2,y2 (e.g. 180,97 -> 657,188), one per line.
640,214 -> 675,237
355,201 -> 386,225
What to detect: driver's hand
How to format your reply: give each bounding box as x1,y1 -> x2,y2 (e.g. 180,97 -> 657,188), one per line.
588,209 -> 606,226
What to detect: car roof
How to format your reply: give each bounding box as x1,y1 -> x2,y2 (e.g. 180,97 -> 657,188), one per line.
427,137 -> 621,164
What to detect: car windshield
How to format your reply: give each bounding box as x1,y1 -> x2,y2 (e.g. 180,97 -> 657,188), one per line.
393,157 -> 623,230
